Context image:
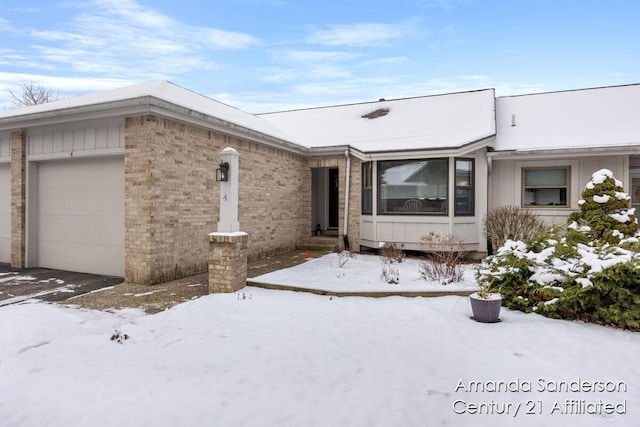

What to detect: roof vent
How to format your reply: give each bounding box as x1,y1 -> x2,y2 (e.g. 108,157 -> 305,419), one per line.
361,108 -> 390,119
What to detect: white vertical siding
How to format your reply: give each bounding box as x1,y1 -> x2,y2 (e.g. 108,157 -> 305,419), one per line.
0,163 -> 10,263
27,119 -> 124,158
490,155 -> 629,225
0,133 -> 10,160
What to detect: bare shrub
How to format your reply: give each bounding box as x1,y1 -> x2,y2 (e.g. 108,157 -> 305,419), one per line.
337,250 -> 356,268
419,232 -> 466,285
379,243 -> 405,263
380,261 -> 400,284
482,205 -> 544,249
379,243 -> 403,284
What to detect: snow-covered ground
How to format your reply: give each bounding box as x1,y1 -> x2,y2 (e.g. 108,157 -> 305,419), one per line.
251,253 -> 479,293
1,254 -> 638,427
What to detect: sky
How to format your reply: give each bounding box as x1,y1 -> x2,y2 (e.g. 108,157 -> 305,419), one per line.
0,0 -> 639,113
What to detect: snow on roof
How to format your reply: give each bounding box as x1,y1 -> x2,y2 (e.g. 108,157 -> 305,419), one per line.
495,84 -> 640,152
0,80 -> 296,146
258,89 -> 496,152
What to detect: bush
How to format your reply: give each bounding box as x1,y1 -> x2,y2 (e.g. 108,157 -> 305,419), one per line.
379,243 -> 405,263
419,232 -> 466,284
566,169 -> 637,245
477,169 -> 640,330
482,205 -> 544,250
379,243 -> 403,284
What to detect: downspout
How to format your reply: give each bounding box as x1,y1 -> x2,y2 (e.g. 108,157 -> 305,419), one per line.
343,149 -> 351,250
486,151 -> 493,255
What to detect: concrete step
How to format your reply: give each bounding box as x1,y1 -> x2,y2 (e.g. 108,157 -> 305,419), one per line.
300,236 -> 340,252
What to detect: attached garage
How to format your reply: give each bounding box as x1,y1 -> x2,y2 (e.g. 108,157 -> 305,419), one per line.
34,156 -> 124,276
0,163 -> 10,263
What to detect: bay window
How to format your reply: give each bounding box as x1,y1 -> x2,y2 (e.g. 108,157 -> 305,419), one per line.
378,158 -> 448,214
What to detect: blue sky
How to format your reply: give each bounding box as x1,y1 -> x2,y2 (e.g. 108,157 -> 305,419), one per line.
1,0 -> 639,112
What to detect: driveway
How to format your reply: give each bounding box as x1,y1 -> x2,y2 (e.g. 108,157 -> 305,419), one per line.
0,263 -> 123,307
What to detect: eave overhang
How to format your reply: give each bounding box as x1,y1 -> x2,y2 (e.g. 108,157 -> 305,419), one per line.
488,144 -> 640,160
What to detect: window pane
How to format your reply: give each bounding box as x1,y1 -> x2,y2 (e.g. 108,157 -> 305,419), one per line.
524,188 -> 567,206
525,169 -> 567,186
455,187 -> 474,215
361,162 -> 372,214
362,188 -> 372,214
378,159 -> 447,214
455,159 -> 473,186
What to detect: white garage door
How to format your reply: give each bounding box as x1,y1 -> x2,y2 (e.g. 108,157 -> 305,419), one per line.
0,163 -> 10,263
37,156 -> 124,276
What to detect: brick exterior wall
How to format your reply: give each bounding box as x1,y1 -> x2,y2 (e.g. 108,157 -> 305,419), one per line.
10,130 -> 25,268
125,115 -> 309,285
347,156 -> 361,252
237,138 -> 310,259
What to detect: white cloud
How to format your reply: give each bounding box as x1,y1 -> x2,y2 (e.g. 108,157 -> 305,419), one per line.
279,50 -> 361,63
307,22 -> 419,47
4,0 -> 259,80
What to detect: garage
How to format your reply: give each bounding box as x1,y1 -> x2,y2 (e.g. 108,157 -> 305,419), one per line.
36,156 -> 124,276
0,163 -> 10,263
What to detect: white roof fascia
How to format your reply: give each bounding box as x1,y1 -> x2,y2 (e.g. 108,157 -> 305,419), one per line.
488,144 -> 640,160
354,135 -> 495,161
306,145 -> 351,157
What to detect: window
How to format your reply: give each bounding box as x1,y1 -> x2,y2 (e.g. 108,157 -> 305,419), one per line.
455,158 -> 474,215
361,161 -> 373,214
523,167 -> 569,207
378,158 -> 448,215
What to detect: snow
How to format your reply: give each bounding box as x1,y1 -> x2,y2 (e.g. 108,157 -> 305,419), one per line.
1,253 -> 639,427
0,81 -> 297,149
615,191 -> 630,201
495,84 -> 640,152
251,253 -> 478,293
610,211 -> 633,223
259,89 -> 496,152
593,194 -> 610,203
208,231 -> 249,237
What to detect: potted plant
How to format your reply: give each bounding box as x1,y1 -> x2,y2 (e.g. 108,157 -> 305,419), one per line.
470,280 -> 502,323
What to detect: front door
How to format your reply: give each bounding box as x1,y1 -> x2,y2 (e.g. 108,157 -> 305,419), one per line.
328,168 -> 339,229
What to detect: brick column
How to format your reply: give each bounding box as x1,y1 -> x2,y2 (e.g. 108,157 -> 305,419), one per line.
208,232 -> 248,293
11,130 -> 26,268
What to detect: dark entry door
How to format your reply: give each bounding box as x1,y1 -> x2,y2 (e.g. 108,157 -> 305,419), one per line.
328,168 -> 339,228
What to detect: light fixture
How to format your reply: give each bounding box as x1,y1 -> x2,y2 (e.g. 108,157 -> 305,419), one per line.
216,161 -> 229,182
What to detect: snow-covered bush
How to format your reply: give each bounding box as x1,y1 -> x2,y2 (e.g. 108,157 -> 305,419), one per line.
567,168 -> 637,244
477,169 -> 640,330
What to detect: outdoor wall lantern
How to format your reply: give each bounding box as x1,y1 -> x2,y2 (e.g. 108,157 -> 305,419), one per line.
216,161 -> 229,182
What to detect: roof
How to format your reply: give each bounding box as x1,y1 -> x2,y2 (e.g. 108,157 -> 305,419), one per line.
258,89 -> 496,153
0,80 -> 299,151
495,83 -> 640,153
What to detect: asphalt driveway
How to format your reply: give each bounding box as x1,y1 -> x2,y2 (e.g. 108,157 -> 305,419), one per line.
0,263 -> 123,307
